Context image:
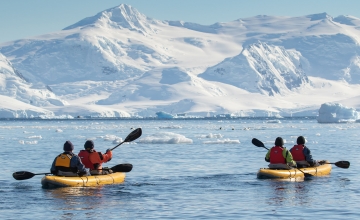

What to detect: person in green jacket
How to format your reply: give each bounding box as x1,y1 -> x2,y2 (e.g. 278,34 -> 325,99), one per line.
265,137 -> 297,169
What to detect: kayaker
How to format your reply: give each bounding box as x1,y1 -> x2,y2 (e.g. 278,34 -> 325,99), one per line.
78,140 -> 113,175
290,136 -> 321,168
265,137 -> 297,169
50,140 -> 88,177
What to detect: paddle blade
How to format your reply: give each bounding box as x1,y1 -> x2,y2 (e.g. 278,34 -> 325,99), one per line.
252,138 -> 268,149
124,128 -> 142,142
334,161 -> 350,169
111,163 -> 133,173
13,171 -> 35,180
302,172 -> 314,178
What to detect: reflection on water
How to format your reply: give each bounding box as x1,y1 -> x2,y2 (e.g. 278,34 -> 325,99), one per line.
266,180 -> 312,206
44,187 -> 105,213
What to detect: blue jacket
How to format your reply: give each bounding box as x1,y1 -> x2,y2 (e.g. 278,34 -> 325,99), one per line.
50,152 -> 87,174
302,145 -> 317,166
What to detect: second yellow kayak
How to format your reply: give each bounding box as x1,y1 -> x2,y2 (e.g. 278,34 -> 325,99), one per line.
257,160 -> 332,181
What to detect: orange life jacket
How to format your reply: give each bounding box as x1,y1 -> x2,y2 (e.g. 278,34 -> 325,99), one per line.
270,146 -> 286,164
290,144 -> 306,161
55,153 -> 73,172
78,150 -> 96,170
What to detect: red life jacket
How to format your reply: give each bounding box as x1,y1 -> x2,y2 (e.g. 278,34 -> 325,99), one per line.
270,146 -> 286,164
78,150 -> 97,169
290,144 -> 306,161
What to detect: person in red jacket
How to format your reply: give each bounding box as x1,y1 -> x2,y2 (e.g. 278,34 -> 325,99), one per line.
265,137 -> 297,169
78,140 -> 113,175
290,136 -> 322,168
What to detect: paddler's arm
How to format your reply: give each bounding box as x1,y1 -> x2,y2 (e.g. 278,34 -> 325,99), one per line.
303,146 -> 318,166
71,155 -> 87,174
283,148 -> 296,167
89,150 -> 113,164
50,158 -> 57,174
265,149 -> 271,162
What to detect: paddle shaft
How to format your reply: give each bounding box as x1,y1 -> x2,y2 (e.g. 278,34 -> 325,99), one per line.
110,128 -> 142,151
34,173 -> 51,175
110,141 -> 125,151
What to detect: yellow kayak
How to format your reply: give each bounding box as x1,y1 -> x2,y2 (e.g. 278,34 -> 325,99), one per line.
257,160 -> 332,180
41,172 -> 126,188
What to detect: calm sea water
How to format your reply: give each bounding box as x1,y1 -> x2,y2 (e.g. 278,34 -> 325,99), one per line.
0,118 -> 359,219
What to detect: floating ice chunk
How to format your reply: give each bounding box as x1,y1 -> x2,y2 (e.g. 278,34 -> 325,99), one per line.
203,139 -> 240,144
112,138 -> 123,144
317,102 -> 359,123
205,133 -> 223,138
28,135 -> 42,139
19,140 -> 25,144
265,120 -> 281,123
159,125 -> 182,129
56,129 -> 63,132
138,132 -> 193,144
103,135 -> 119,141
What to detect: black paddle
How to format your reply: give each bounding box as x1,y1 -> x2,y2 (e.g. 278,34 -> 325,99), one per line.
323,161 -> 350,169
110,128 -> 142,151
12,172 -> 51,180
101,163 -> 133,173
251,138 -> 314,177
13,163 -> 133,181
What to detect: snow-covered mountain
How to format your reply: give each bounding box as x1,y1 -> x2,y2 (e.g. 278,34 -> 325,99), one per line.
0,53 -> 65,117
199,42 -> 310,95
1,4 -> 360,118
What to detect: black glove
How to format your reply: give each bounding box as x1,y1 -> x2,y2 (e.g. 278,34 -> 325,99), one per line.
318,160 -> 326,165
106,148 -> 112,162
78,171 -> 87,177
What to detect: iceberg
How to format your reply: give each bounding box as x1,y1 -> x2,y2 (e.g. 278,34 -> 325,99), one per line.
317,102 -> 359,123
155,111 -> 174,119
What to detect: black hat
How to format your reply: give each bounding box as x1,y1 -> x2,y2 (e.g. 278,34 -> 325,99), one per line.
275,137 -> 284,146
297,136 -> 306,145
63,141 -> 74,152
84,140 -> 94,149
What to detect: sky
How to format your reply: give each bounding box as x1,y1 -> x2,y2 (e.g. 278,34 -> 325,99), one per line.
1,0 -> 360,43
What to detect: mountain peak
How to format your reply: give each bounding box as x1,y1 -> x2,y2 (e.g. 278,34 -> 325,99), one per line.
63,4 -> 156,33
306,12 -> 332,21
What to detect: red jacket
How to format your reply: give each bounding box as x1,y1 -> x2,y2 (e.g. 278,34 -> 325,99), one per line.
78,149 -> 112,170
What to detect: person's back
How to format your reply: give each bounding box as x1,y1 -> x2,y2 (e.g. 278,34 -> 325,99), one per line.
265,137 -> 296,170
51,141 -> 88,177
79,140 -> 112,175
290,136 -> 320,168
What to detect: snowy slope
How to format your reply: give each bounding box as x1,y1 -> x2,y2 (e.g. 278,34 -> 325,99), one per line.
199,42 -> 310,95
0,53 -> 66,116
1,4 -> 360,118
